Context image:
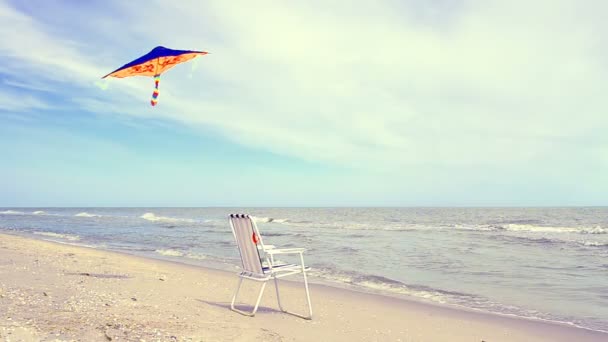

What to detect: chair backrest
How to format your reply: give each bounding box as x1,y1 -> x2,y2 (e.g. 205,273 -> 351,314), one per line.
230,214 -> 264,275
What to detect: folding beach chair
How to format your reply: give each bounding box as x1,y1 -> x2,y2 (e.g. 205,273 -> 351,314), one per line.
229,214 -> 313,319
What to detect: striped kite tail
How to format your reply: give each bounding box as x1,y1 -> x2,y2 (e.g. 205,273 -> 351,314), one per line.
150,75 -> 160,106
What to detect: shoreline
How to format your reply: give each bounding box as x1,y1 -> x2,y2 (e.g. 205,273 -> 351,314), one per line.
1,232 -> 607,341
11,230 -> 608,335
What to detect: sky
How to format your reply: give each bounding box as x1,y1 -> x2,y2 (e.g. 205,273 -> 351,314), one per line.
1,0 -> 607,207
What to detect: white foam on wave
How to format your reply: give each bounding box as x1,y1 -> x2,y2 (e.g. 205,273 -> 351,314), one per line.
583,227 -> 608,234
580,241 -> 608,247
357,280 -> 449,303
141,212 -> 195,223
0,210 -> 25,215
155,249 -> 184,257
452,224 -> 497,231
155,249 -> 207,260
503,224 -> 606,234
185,253 -> 207,260
1,210 -> 58,216
308,268 -> 450,304
382,224 -> 428,231
75,212 -> 102,218
33,231 -> 80,241
252,216 -> 289,224
308,269 -> 355,284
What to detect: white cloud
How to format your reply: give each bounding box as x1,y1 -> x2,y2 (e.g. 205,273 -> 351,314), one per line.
0,90 -> 53,112
144,0 -> 608,168
1,0 -> 607,175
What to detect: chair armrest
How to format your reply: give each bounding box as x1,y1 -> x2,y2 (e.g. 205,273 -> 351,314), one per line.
265,248 -> 306,255
257,244 -> 276,250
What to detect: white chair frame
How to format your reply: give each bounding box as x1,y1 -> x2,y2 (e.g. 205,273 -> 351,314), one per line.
229,214 -> 313,320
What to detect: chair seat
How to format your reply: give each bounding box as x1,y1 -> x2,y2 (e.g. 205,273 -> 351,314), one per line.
263,263 -> 312,277
263,263 -> 303,273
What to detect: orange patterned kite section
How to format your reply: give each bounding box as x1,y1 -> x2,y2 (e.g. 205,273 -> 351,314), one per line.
102,46 -> 208,106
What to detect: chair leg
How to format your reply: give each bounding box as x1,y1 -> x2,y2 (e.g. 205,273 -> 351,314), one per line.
273,267 -> 313,320
274,276 -> 285,312
300,256 -> 313,319
230,276 -> 268,317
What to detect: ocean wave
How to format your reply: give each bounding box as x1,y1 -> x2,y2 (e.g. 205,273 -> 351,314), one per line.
443,223 -> 608,235
75,212 -> 102,218
451,224 -> 497,231
579,241 -> 608,248
1,210 -> 58,216
491,235 -> 559,246
491,219 -> 544,225
184,252 -> 207,260
499,224 -> 606,234
140,212 -> 195,223
252,216 -> 289,223
261,232 -> 292,237
581,227 -> 607,234
154,249 -> 207,260
309,268 -> 473,304
311,223 -> 420,232
155,249 -> 184,257
282,222 -> 607,234
492,234 -> 608,250
33,231 -> 80,241
308,267 -> 607,332
0,210 -> 25,215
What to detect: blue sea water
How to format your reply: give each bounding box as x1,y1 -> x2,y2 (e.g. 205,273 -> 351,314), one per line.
1,207 -> 607,332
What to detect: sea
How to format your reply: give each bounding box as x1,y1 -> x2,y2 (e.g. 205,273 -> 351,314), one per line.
1,207 -> 606,332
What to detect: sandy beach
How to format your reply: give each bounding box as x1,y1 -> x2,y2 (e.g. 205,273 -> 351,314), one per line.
0,233 -> 606,342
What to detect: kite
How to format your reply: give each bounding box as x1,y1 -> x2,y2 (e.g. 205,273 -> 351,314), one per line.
102,46 -> 208,106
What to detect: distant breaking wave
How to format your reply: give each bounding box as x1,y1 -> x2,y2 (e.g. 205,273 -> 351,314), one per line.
498,224 -> 606,235
580,241 -> 608,248
0,210 -> 58,216
32,210 -> 60,216
267,222 -> 607,234
0,210 -> 25,215
75,212 -> 102,218
493,234 -> 608,249
141,212 -> 195,223
449,223 -> 606,235
252,216 -> 289,223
